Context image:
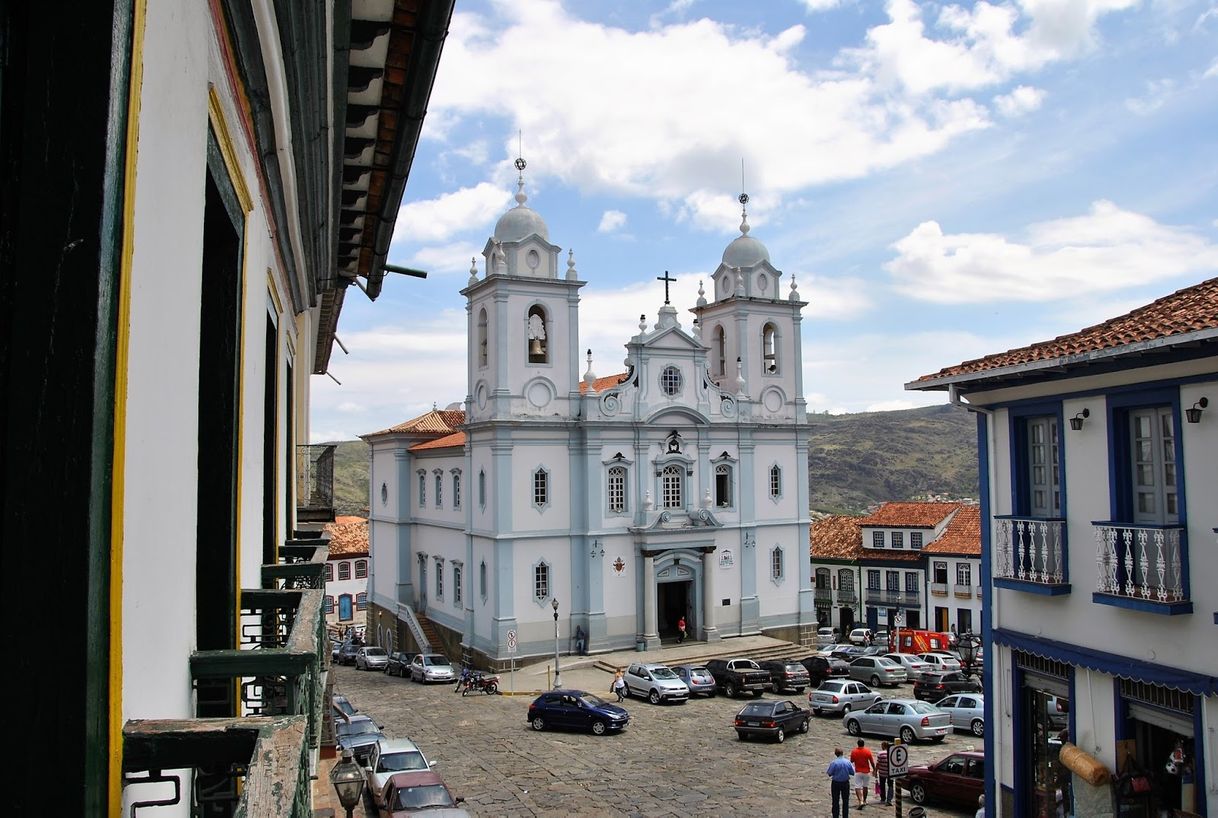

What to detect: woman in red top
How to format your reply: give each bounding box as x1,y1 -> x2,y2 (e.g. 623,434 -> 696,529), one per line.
850,738 -> 875,809
676,616 -> 687,643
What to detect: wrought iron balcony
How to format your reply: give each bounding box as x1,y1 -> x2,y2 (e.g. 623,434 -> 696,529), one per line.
864,588 -> 921,607
1094,522 -> 1188,608
814,587 -> 833,602
930,582 -> 948,596
994,516 -> 1068,589
837,588 -> 857,604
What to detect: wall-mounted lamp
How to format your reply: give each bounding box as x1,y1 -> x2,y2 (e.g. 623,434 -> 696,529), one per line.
1069,408 -> 1090,431
1185,397 -> 1208,424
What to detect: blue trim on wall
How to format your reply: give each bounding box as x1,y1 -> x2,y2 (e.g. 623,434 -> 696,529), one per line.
994,577 -> 1071,596
993,628 -> 1218,695
973,371 -> 1217,411
977,410 -> 996,818
1091,592 -> 1193,616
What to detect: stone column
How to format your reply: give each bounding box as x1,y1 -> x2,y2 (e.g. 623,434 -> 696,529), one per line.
642,553 -> 659,649
702,549 -> 721,641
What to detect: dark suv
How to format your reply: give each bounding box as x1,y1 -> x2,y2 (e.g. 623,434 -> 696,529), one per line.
914,671 -> 983,701
757,659 -> 811,693
385,651 -> 416,677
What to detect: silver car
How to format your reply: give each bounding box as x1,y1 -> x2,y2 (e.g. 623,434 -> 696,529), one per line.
409,653 -> 456,684
844,698 -> 951,743
884,652 -> 933,682
935,693 -> 985,737
808,679 -> 882,716
672,664 -> 717,697
624,662 -> 689,704
918,651 -> 962,673
355,646 -> 389,671
847,656 -> 907,687
365,737 -> 434,796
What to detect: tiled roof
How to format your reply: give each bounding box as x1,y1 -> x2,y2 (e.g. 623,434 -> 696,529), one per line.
912,277 -> 1218,386
857,502 -> 962,529
580,372 -> 630,394
367,408 -> 465,437
923,505 -> 980,556
810,515 -> 863,560
409,431 -> 466,452
324,517 -> 368,557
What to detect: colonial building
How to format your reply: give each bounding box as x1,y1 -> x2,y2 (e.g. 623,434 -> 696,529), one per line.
1,1 -> 453,814
909,278 -> 1217,818
325,516 -> 371,637
810,502 -> 981,637
364,178 -> 816,666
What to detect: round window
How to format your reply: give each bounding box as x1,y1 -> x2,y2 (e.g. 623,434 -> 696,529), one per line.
660,365 -> 682,396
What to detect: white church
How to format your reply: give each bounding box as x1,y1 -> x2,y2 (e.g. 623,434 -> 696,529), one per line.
363,161 -> 816,666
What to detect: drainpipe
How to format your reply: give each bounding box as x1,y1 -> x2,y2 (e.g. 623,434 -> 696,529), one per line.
950,383 -> 1001,816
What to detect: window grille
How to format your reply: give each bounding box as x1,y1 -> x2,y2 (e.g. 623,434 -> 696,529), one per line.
534,563 -> 549,600
662,465 -> 683,508
608,466 -> 626,512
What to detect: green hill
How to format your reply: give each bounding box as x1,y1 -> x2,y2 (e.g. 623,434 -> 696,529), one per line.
324,403 -> 978,517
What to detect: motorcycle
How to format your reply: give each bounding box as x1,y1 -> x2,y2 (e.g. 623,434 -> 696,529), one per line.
458,669 -> 501,696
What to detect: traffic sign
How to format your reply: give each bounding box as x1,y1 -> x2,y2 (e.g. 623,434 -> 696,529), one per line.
888,743 -> 909,777
506,629 -> 518,654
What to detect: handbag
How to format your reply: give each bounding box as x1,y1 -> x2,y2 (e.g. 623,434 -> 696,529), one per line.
1119,773 -> 1152,797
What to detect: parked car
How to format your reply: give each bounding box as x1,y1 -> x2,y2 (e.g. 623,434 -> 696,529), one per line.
798,655 -> 848,686
844,698 -> 951,743
872,630 -> 889,646
732,699 -> 811,743
830,645 -> 866,662
847,656 -> 907,687
757,659 -> 812,693
332,694 -> 358,723
848,627 -> 873,645
913,671 -> 982,702
898,750 -> 986,808
408,653 -> 456,684
860,645 -> 889,657
704,658 -> 770,698
623,662 -> 689,704
385,651 -> 416,677
375,770 -> 469,817
918,651 -> 962,672
808,679 -> 882,716
365,737 -> 434,796
526,690 -> 629,735
672,664 -> 717,697
335,714 -> 386,764
330,640 -> 342,663
337,642 -> 362,666
815,626 -> 836,646
356,646 -> 390,672
935,693 -> 985,737
884,652 -> 933,682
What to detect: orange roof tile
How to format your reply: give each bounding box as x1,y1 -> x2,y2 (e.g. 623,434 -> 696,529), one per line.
409,431 -> 466,452
324,518 -> 368,557
810,515 -> 864,560
580,372 -> 630,393
923,505 -> 980,556
912,278 -> 1218,386
857,502 -> 962,529
367,408 -> 465,437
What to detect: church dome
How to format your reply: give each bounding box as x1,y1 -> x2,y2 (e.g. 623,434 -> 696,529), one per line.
721,214 -> 768,268
494,203 -> 549,243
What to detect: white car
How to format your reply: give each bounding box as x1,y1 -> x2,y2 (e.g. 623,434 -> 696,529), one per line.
918,652 -> 962,673
884,652 -> 933,682
365,737 -> 434,796
815,627 -> 836,646
848,627 -> 874,645
355,646 -> 389,671
409,653 -> 456,683
936,693 -> 985,737
624,662 -> 690,704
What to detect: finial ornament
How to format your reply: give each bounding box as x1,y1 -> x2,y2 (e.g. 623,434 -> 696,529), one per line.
734,266 -> 745,298
468,256 -> 478,286
788,273 -> 800,302
639,314 -> 647,334
514,134 -> 528,206
566,249 -> 577,280
583,348 -> 597,392
739,159 -> 750,234
696,279 -> 707,307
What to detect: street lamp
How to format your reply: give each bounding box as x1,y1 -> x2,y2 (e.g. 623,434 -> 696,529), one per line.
329,746 -> 365,818
551,597 -> 562,689
957,632 -> 981,679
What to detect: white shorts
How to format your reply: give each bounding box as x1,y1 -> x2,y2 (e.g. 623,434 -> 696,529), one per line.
853,772 -> 871,789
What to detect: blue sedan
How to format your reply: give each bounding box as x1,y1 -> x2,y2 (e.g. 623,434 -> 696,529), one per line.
527,690 -> 629,736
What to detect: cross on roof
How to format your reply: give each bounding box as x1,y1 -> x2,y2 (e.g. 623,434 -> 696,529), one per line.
657,270 -> 675,304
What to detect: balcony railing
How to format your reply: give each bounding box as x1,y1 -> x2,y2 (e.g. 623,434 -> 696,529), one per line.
814,587 -> 833,601
122,541 -> 329,816
1094,523 -> 1186,604
297,443 -> 336,522
953,584 -> 972,598
837,588 -> 857,604
930,582 -> 948,596
864,588 -> 921,607
994,516 -> 1066,585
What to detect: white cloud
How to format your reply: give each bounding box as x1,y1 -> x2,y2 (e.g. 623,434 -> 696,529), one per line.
597,210 -> 628,233
1125,78 -> 1176,114
865,399 -> 919,412
798,275 -> 873,320
394,182 -> 510,244
1205,57 -> 1218,79
392,241 -> 486,278
800,0 -> 843,11
885,200 -> 1218,303
994,85 -> 1046,116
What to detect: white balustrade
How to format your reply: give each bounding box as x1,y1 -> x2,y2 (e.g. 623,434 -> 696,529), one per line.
1094,524 -> 1184,603
994,517 -> 1065,584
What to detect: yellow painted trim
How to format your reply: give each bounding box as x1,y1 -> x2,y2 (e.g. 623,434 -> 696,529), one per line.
267,268 -> 283,317
110,0 -> 147,813
207,85 -> 253,214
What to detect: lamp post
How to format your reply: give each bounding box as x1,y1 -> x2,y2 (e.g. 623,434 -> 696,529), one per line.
957,632 -> 981,679
329,746 -> 365,818
551,596 -> 562,689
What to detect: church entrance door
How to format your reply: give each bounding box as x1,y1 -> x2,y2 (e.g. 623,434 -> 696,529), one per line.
658,580 -> 692,641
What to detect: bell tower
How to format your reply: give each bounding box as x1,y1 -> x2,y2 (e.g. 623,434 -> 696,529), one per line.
462,156 -> 584,421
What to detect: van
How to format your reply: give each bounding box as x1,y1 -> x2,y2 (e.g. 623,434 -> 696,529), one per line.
848,627 -> 873,645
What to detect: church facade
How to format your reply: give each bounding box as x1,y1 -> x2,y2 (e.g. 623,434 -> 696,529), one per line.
364,167 -> 816,666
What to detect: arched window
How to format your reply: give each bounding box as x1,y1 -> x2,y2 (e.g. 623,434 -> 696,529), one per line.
354,559 -> 367,579
324,595 -> 334,614
453,564 -> 463,606
607,465 -> 627,513
434,469 -> 443,508
714,325 -> 726,376
526,304 -> 548,363
762,323 -> 778,374
662,464 -> 684,509
478,469 -> 487,508
325,563 -> 334,582
452,469 -> 462,509
771,546 -> 785,582
356,592 -> 367,611
534,561 -> 550,601
479,560 -> 488,600
714,463 -> 733,508
769,464 -> 782,499
417,469 -> 426,506
477,308 -> 488,367
338,562 -> 351,581
815,567 -> 831,589
533,466 -> 550,508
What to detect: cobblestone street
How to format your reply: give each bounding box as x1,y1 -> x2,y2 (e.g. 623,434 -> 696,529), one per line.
331,659 -> 978,818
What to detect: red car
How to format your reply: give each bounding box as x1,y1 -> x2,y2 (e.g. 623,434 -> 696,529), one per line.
375,770 -> 468,816
898,750 -> 985,808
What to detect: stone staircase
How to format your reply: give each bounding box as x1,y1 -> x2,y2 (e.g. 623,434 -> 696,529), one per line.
414,612 -> 444,653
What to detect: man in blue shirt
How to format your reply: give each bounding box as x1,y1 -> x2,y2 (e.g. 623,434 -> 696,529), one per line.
826,746 -> 855,818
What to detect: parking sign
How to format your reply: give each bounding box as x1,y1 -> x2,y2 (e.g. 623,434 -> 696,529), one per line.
888,743 -> 909,777
506,629 -> 517,654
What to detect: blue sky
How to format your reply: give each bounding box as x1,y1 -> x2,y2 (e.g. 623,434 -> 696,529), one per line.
311,0 -> 1218,442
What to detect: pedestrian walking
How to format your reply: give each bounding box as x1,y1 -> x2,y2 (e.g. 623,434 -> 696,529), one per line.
826,746 -> 855,818
850,738 -> 875,809
575,625 -> 586,656
677,616 -> 686,644
611,668 -> 627,702
876,741 -> 893,805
